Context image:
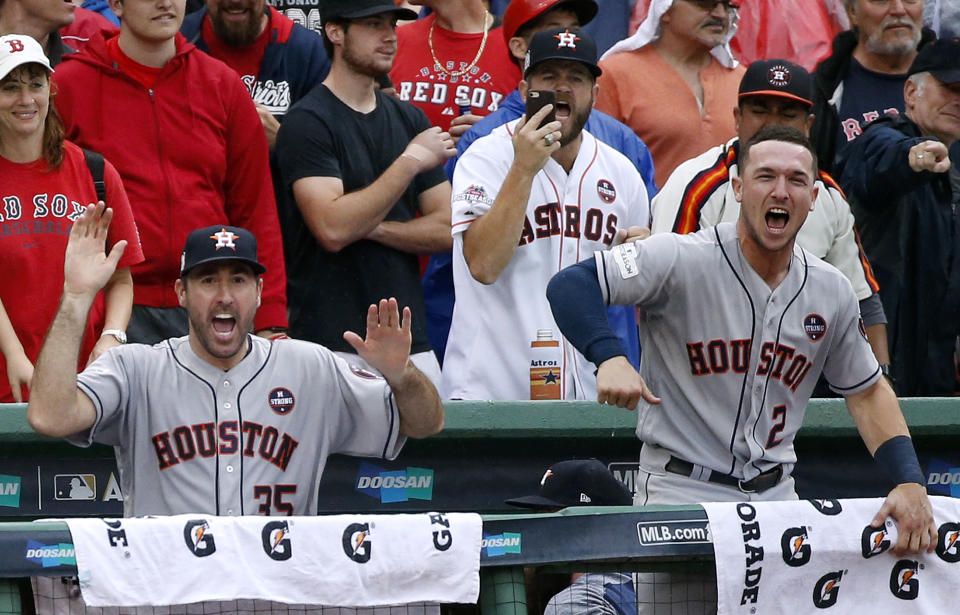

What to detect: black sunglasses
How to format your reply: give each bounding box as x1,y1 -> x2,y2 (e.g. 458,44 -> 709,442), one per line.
685,0 -> 740,9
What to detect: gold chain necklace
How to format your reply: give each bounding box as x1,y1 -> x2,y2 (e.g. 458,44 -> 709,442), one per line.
428,10 -> 491,77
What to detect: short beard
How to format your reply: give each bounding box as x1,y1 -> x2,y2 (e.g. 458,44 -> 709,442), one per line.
342,41 -> 392,78
864,22 -> 921,57
560,100 -> 591,146
211,10 -> 263,47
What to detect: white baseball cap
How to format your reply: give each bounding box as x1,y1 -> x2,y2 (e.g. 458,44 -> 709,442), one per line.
0,34 -> 54,81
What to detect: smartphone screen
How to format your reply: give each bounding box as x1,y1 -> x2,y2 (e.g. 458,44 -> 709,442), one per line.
525,90 -> 556,126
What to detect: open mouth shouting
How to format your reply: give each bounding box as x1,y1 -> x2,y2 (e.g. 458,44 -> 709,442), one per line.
765,207 -> 789,235
212,312 -> 238,339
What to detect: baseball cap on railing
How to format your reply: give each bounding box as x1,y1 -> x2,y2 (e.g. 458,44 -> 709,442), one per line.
738,59 -> 813,108
180,226 -> 266,276
523,27 -> 602,78
321,0 -> 418,24
0,34 -> 53,81
908,38 -> 960,85
505,459 -> 632,509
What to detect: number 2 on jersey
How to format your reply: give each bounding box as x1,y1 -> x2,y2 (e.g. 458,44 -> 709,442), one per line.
765,404 -> 787,449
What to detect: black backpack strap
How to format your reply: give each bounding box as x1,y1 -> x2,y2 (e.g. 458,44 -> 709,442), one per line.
82,148 -> 107,204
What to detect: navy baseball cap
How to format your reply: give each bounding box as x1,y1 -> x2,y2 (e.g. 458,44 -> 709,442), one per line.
909,38 -> 960,85
505,459 -> 632,509
180,226 -> 266,276
739,59 -> 813,108
523,28 -> 602,78
321,0 -> 418,24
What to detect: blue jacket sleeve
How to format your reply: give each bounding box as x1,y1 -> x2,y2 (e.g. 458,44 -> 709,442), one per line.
841,125 -> 939,208
547,259 -> 627,367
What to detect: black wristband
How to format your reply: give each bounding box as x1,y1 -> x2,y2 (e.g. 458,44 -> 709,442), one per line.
873,435 -> 925,486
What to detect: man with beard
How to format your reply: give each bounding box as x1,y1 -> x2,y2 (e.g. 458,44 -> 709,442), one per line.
275,0 -> 455,387
440,28 -> 650,401
811,0 -> 934,174
421,0 -> 656,370
181,0 -> 329,150
28,205 -> 444,611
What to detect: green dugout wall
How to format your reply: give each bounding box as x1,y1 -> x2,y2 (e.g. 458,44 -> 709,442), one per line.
2,398 -> 959,518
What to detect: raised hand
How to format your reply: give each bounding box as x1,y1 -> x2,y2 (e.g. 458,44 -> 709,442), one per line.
343,297 -> 413,384
64,203 -> 127,299
513,103 -> 562,175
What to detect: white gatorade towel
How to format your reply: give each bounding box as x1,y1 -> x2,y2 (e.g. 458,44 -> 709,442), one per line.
64,513 -> 481,607
703,497 -> 960,615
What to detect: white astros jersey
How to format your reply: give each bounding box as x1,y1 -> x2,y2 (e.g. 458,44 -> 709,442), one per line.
650,137 -> 879,301
72,336 -> 404,517
443,119 -> 649,401
596,223 -> 881,481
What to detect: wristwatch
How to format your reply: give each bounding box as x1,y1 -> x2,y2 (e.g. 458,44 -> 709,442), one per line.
101,329 -> 127,344
880,363 -> 895,386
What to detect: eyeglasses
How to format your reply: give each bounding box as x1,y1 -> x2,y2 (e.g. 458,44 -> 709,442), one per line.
683,0 -> 741,10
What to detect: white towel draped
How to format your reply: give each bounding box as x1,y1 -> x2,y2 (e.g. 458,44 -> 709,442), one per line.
704,497 -> 960,615
64,513 -> 481,608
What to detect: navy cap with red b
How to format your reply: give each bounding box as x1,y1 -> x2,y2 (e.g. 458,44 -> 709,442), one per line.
180,226 -> 266,276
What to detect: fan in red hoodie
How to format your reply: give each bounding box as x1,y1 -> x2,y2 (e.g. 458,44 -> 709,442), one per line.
53,0 -> 288,344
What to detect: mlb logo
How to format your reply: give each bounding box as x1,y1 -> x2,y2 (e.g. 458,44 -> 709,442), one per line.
54,474 -> 96,501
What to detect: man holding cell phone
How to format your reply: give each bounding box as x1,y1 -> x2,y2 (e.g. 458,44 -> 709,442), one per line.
441,28 -> 651,402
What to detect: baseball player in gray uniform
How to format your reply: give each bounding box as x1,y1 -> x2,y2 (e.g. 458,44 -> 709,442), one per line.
27,204 -> 444,518
547,126 -> 935,612
650,58 -> 891,374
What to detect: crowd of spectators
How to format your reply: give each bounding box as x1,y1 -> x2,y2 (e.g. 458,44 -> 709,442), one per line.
1,0 -> 958,400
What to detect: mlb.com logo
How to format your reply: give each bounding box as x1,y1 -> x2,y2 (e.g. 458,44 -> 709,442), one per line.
24,540 -> 76,568
355,462 -> 433,503
926,460 -> 960,497
0,474 -> 21,508
482,533 -> 522,557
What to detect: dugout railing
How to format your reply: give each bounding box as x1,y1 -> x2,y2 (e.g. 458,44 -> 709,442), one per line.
2,399 -> 960,613
0,505 -> 713,614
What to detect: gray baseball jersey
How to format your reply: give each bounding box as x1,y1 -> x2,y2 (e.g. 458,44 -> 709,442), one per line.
72,335 -> 404,516
595,223 -> 880,481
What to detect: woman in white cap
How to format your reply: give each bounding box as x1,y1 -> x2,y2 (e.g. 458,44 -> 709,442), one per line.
0,33 -> 142,403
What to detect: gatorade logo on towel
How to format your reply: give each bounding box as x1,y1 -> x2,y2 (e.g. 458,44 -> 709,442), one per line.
342,522 -> 372,563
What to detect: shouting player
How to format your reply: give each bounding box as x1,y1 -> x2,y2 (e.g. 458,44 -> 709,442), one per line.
27,204 -> 444,518
441,28 -> 650,401
548,126 -> 935,609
